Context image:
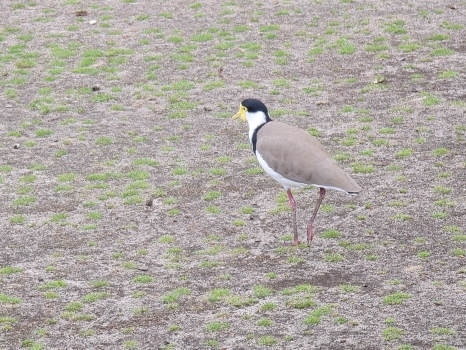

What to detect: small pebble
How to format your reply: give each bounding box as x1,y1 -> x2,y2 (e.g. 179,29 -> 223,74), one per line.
13,144 -> 20,149
89,20 -> 97,25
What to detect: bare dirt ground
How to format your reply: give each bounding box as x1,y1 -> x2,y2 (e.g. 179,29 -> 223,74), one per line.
1,0 -> 465,349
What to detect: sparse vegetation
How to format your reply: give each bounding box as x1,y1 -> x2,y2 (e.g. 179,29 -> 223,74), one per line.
0,1 -> 463,348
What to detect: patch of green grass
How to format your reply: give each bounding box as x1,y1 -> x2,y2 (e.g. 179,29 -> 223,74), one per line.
50,212 -> 68,222
431,148 -> 449,157
133,158 -> 159,167
345,242 -> 371,250
257,335 -> 277,346
55,149 -> 67,157
0,165 -> 13,173
191,33 -> 213,42
203,80 -> 225,91
128,170 -> 149,180
208,288 -> 231,302
205,206 -> 221,214
431,212 -> 448,219
232,220 -> 245,227
430,48 -> 454,56
161,287 -> 191,303
203,191 -> 221,201
259,302 -> 277,313
417,251 -> 432,259
158,235 -> 175,244
20,175 -> 37,183
395,148 -> 413,158
303,304 -> 335,325
95,136 -> 113,145
286,256 -> 304,264
383,292 -> 411,305
452,249 -> 465,257
335,39 -> 357,54
158,12 -> 173,19
391,214 -> 413,221
80,329 -> 96,336
321,229 -> 341,238
398,43 -> 420,52
17,186 -> 34,194
204,321 -> 230,332
198,260 -> 219,268
383,326 -> 404,341
384,20 -> 407,34
325,253 -> 344,262
427,33 -> 450,41
86,212 -> 103,220
133,275 -> 154,283
351,162 -> 375,174
12,196 -> 36,206
432,345 -> 458,350
0,316 -> 17,329
58,173 -> 76,182
439,71 -> 458,79
83,292 -> 110,303
430,327 -> 456,335
440,21 -> 463,30
10,215 -> 26,224
433,186 -> 452,195
204,339 -> 219,347
245,167 -> 263,175
282,284 -> 318,296
365,43 -> 389,52
253,285 -> 273,299
0,293 -> 21,304
442,225 -> 462,233
0,266 -> 23,274
35,129 -> 54,137
225,295 -> 257,307
20,339 -> 45,349
123,340 -> 139,349
257,318 -> 273,326
286,294 -> 316,309
89,280 -> 109,288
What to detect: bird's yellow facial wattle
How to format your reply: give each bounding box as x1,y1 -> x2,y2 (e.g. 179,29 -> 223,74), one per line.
232,104 -> 247,122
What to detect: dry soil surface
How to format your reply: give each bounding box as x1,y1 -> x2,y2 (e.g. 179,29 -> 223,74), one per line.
1,1 -> 465,349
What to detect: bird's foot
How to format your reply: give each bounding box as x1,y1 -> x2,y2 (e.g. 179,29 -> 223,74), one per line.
292,239 -> 301,246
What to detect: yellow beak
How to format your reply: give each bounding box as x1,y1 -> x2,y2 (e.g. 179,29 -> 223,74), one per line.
232,105 -> 247,122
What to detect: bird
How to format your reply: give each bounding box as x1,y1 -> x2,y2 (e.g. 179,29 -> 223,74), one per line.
232,98 -> 361,246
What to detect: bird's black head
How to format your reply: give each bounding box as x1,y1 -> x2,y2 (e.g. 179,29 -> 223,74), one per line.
241,99 -> 271,120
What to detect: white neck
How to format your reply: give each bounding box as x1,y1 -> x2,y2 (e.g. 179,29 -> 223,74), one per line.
246,111 -> 269,143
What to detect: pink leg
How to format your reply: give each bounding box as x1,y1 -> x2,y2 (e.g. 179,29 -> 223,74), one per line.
307,188 -> 326,245
287,189 -> 300,245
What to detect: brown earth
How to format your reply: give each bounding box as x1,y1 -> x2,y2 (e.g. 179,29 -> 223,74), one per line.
0,0 -> 465,349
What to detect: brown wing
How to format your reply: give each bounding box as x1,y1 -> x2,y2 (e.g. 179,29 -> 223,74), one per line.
256,122 -> 361,193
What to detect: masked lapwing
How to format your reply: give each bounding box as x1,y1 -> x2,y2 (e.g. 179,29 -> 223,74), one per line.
233,98 -> 361,246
